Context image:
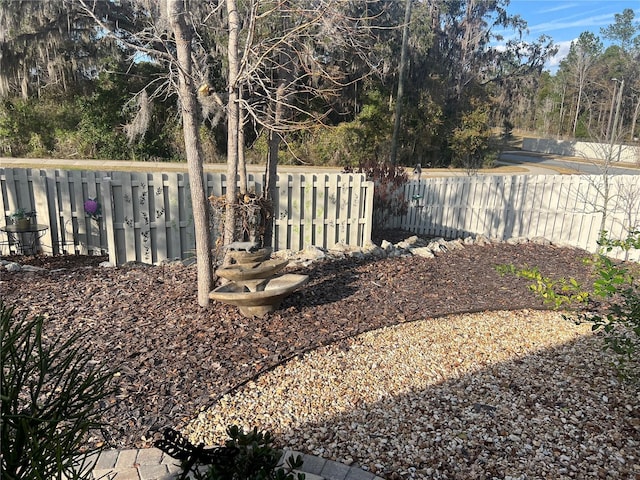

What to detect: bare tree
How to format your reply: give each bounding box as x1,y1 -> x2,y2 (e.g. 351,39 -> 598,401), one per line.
562,32 -> 602,136
224,0 -> 241,247
166,0 -> 213,306
78,0 -> 214,306
221,0 -> 385,246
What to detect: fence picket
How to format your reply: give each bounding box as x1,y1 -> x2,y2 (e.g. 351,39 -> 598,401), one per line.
303,174 -> 314,247
103,177 -> 117,265
325,174 -> 338,245
165,173 -> 181,259
55,170 -> 74,253
31,171 -> 53,254
274,173 -> 290,249
314,174 -> 326,247
150,173 -> 167,264
290,174 -> 302,251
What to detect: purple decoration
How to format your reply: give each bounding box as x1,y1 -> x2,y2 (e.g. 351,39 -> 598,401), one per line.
84,198 -> 100,216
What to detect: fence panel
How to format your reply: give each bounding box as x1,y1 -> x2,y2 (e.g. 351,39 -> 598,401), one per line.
393,174 -> 639,261
1,168 -> 373,264
271,173 -> 372,251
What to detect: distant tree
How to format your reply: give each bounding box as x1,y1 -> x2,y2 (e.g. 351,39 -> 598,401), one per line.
561,32 -> 603,136
0,0 -> 130,98
390,0 -> 413,165
449,100 -> 492,174
600,8 -> 640,141
600,8 -> 640,53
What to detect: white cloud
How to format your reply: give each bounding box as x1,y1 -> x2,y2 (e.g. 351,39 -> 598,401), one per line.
538,3 -> 580,14
527,12 -> 616,35
547,39 -> 575,71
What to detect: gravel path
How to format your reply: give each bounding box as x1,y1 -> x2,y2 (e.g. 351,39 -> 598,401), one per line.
185,310 -> 640,480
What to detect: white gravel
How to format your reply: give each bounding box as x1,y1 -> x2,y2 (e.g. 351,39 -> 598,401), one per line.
184,310 -> 640,479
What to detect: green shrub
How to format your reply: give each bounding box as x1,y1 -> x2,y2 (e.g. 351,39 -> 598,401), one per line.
497,230 -> 640,379
207,426 -> 304,480
583,232 -> 640,378
1,301 -> 114,479
157,426 -> 305,480
449,101 -> 493,173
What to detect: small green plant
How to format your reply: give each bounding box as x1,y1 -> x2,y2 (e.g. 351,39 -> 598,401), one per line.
497,230 -> 639,379
207,426 -> 305,480
1,301 -> 115,479
10,208 -> 35,222
494,263 -> 589,309
158,426 -> 305,480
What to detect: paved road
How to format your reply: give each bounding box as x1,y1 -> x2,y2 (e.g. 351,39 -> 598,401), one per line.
499,151 -> 640,175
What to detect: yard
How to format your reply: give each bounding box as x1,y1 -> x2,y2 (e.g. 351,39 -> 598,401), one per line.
1,240 -> 639,479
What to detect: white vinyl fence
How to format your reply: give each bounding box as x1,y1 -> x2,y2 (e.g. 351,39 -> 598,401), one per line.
390,174 -> 640,261
1,168 -> 638,263
0,169 -> 374,265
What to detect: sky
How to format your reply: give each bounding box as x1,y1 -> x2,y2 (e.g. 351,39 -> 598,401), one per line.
500,1 -> 640,71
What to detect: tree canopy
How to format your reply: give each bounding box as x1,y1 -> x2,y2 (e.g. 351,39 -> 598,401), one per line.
1,0 -> 638,165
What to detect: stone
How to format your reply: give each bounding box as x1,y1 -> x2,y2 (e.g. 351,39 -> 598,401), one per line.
4,262 -> 22,272
302,245 -> 327,260
409,247 -> 435,258
445,239 -> 465,250
530,236 -> 552,246
506,237 -> 528,245
380,240 -> 393,251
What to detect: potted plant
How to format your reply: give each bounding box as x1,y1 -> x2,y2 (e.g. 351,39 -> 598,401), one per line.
10,208 -> 34,231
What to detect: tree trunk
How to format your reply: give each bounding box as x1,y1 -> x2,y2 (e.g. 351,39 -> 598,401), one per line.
390,0 -> 412,165
263,81 -> 285,249
238,85 -> 247,196
572,81 -> 583,136
225,0 -> 240,246
166,0 -> 212,307
631,96 -> 640,142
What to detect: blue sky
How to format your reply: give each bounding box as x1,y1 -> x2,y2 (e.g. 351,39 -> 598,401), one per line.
500,1 -> 640,71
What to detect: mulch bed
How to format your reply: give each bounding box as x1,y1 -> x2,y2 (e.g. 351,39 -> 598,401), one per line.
0,237 -> 599,450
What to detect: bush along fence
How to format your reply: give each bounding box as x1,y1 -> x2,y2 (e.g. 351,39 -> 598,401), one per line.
0,168 -> 374,265
391,174 -> 640,262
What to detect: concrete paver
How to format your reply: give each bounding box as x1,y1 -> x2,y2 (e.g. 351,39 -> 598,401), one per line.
90,448 -> 385,480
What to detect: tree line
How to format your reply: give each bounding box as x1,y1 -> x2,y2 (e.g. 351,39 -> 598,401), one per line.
511,9 -> 640,145
1,2 -> 638,166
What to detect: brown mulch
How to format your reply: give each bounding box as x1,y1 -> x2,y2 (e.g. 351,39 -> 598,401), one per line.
0,237 -> 599,450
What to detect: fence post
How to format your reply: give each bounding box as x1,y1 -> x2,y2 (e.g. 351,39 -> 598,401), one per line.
363,179 -> 374,244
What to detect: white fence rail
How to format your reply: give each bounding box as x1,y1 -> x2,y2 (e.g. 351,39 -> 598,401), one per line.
390,174 -> 640,261
0,169 -> 374,265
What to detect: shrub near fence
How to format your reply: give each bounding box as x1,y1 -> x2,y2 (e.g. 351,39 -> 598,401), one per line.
0,168 -> 374,265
